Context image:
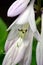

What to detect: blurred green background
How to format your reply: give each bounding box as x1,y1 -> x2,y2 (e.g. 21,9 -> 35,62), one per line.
0,0 -> 43,65
0,18 -> 7,65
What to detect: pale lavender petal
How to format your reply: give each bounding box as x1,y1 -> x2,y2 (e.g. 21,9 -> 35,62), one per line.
19,29 -> 33,65
12,4 -> 32,25
36,42 -> 43,65
36,12 -> 43,65
34,30 -> 41,42
2,38 -> 23,65
41,12 -> 43,37
28,6 -> 36,33
5,24 -> 22,52
5,28 -> 18,52
2,42 -> 18,65
23,29 -> 33,65
12,43 -> 26,65
7,0 -> 30,17
36,42 -> 41,65
19,28 -> 33,65
6,6 -> 31,31
23,42 -> 32,65
5,39 -> 17,52
28,6 -> 41,42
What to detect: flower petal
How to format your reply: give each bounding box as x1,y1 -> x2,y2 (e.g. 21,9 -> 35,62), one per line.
2,38 -> 24,65
28,6 -> 41,42
7,0 -> 35,31
28,6 -> 36,32
12,43 -> 26,65
18,29 -> 33,65
7,4 -> 32,31
14,6 -> 31,24
7,1 -> 35,31
5,25 -> 18,52
7,0 -> 30,17
34,12 -> 43,43
6,19 -> 20,31
23,30 -> 33,65
34,30 -> 41,42
36,42 -> 43,65
5,24 -> 22,52
14,1 -> 36,25
11,5 -> 31,25
36,12 -> 43,65
41,12 -> 43,37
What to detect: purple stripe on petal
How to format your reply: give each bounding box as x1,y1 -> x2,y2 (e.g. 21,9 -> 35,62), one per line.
7,0 -> 30,17
5,40 -> 14,52
5,38 -> 18,52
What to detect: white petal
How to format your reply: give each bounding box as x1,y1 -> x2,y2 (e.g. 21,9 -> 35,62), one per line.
28,6 -> 41,42
7,4 -> 32,31
36,12 -> 43,65
2,38 -> 23,65
19,29 -> 33,65
7,0 -> 30,17
14,6 -> 31,24
36,42 -> 43,65
24,28 -> 33,45
7,0 -> 35,31
41,12 -> 43,38
5,24 -> 19,52
23,31 -> 33,65
28,6 -> 36,32
6,19 -> 18,31
34,30 -> 41,42
36,42 -> 40,65
30,0 -> 35,5
23,43 -> 32,65
12,43 -> 26,65
5,24 -> 23,52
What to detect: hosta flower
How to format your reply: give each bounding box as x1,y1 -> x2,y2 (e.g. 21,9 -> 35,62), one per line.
7,0 -> 30,17
36,12 -> 43,65
7,0 -> 41,42
2,23 -> 33,65
2,0 -> 41,65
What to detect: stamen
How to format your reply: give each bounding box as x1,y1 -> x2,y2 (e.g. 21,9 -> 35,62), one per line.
25,29 -> 27,32
18,23 -> 29,38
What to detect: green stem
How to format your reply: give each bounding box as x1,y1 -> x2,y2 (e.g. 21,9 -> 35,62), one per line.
36,17 -> 41,25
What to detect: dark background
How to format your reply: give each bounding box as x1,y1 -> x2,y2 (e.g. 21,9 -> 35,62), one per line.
0,0 -> 17,26
0,0 -> 43,26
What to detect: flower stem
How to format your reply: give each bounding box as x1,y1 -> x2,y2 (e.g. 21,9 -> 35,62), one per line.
36,17 -> 41,25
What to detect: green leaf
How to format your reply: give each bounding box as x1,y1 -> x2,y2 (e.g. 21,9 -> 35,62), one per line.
31,38 -> 37,65
0,54 -> 5,65
0,18 -> 8,54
